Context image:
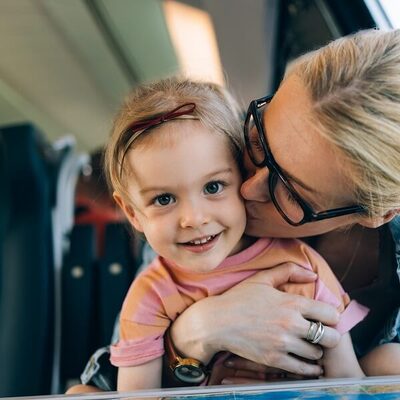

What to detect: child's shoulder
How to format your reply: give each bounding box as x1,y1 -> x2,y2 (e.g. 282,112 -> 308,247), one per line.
134,256 -> 172,285
268,237 -> 328,267
269,237 -> 311,253
121,257 -> 177,315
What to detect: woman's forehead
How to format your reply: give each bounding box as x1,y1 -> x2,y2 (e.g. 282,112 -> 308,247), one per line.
264,75 -> 354,206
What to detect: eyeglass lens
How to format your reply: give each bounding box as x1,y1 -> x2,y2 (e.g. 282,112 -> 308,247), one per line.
271,174 -> 305,224
246,105 -> 305,224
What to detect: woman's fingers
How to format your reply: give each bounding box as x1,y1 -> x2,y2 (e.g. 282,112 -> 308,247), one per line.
220,373 -> 308,385
298,295 -> 340,327
223,355 -> 281,373
297,297 -> 341,348
248,263 -> 317,288
273,354 -> 323,376
219,355 -> 322,386
249,265 -> 341,348
310,325 -> 340,348
223,354 -> 323,373
288,340 -> 323,361
224,353 -> 322,377
218,357 -> 307,385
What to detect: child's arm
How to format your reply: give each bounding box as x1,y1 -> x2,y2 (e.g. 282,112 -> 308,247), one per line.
322,332 -> 364,378
359,343 -> 400,376
117,357 -> 162,392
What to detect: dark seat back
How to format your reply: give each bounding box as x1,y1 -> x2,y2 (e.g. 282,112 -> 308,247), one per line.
98,223 -> 139,347
61,224 -> 96,386
59,221 -> 142,386
0,124 -> 54,396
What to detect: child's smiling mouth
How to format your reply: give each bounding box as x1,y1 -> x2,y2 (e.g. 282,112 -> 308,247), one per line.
179,233 -> 221,252
186,234 -> 217,245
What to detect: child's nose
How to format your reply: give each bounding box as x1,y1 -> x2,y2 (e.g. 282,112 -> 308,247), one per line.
179,202 -> 209,229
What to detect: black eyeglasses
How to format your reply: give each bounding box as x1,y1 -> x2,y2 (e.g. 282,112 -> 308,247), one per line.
244,94 -> 366,226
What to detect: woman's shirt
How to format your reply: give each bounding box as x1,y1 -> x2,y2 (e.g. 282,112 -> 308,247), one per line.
350,216 -> 400,356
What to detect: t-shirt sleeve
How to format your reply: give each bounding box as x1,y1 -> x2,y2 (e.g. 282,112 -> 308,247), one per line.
303,244 -> 369,334
110,320 -> 167,367
110,264 -> 179,367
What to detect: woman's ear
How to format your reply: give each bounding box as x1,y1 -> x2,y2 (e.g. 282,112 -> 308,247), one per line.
358,209 -> 400,228
113,192 -> 144,232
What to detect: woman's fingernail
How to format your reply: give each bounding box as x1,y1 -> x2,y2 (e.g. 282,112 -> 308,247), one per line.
221,379 -> 232,385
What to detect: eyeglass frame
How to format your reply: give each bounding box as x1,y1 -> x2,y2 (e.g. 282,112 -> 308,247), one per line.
244,94 -> 366,226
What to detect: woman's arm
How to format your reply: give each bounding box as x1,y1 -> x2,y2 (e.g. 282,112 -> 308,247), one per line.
170,263 -> 341,377
117,358 -> 162,392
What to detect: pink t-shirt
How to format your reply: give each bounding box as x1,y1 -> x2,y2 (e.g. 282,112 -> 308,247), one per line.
110,238 -> 369,367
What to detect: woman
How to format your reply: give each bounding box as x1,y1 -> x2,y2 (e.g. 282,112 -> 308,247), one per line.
68,28 -> 400,393
170,28 -> 400,382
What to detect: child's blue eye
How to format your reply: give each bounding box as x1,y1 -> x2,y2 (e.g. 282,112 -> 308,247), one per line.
154,194 -> 175,206
204,181 -> 224,195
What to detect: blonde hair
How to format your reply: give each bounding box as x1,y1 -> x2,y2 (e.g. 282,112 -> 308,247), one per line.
105,77 -> 243,202
287,29 -> 400,216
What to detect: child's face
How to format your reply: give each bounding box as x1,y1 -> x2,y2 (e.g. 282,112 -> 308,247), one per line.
121,121 -> 247,273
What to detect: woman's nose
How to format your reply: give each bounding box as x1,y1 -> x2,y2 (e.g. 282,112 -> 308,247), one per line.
241,167 -> 271,202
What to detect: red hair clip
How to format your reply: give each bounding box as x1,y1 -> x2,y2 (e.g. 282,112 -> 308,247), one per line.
119,103 -> 196,177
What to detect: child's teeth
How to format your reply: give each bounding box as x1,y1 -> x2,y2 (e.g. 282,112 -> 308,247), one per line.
191,235 -> 213,245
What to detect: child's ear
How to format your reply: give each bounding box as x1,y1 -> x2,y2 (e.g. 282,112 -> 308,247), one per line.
358,208 -> 400,228
113,192 -> 144,232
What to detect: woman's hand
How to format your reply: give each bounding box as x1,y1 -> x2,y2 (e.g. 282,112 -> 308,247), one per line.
208,355 -> 309,385
170,263 -> 341,377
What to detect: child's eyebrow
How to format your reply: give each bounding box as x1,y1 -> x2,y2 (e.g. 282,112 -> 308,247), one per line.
203,167 -> 234,179
139,168 -> 234,195
139,186 -> 170,195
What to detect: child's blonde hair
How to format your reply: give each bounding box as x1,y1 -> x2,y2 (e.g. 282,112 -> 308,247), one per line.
287,29 -> 400,216
105,77 -> 243,202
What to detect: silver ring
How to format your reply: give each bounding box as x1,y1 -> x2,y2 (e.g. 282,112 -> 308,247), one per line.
306,321 -> 318,341
306,321 -> 325,344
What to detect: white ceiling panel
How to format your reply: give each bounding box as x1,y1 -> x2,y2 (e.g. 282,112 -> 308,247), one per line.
0,0 -> 273,151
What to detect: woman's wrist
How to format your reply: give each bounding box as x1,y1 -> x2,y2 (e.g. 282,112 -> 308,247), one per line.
170,296 -> 222,364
